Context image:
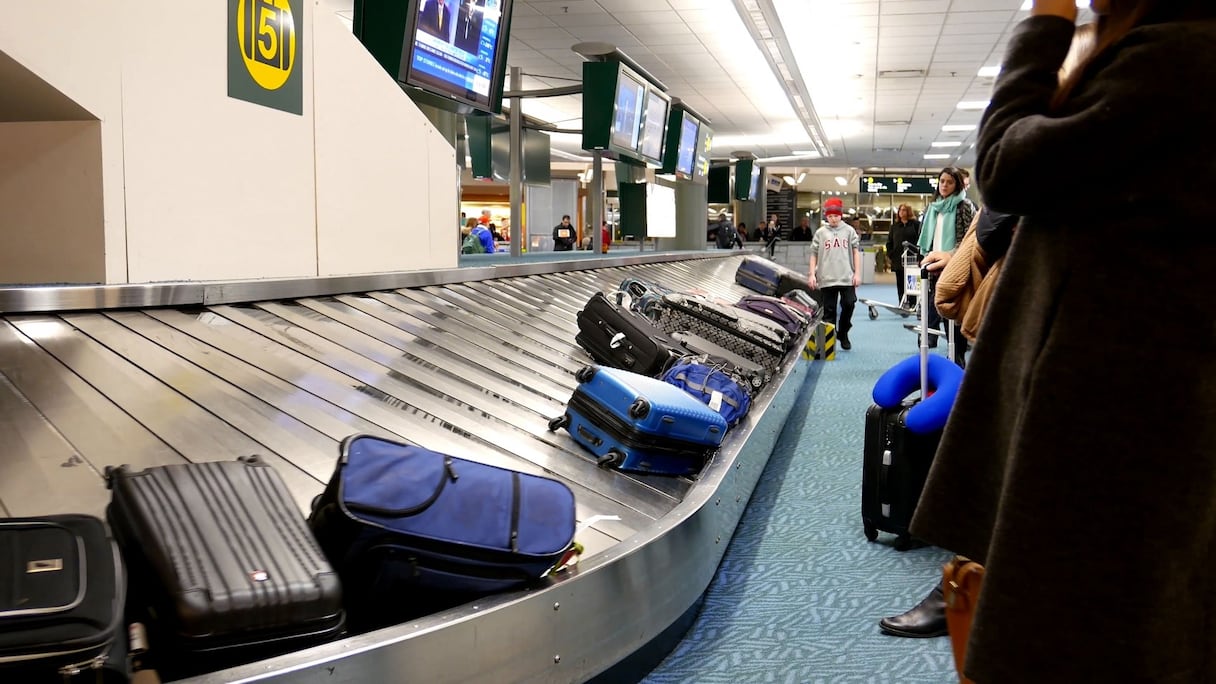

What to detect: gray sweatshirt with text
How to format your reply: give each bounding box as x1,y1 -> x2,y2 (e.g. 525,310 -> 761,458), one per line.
810,223 -> 860,287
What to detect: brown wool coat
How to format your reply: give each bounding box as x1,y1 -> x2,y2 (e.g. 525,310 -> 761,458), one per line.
910,15 -> 1216,684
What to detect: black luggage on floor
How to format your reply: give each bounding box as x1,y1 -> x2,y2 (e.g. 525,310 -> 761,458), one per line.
861,404 -> 941,550
576,291 -> 683,376
106,457 -> 344,672
0,515 -> 128,682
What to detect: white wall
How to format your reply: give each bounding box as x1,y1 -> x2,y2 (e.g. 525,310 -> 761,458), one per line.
0,122 -> 105,283
0,2 -> 126,282
313,13 -> 456,274
0,0 -> 460,284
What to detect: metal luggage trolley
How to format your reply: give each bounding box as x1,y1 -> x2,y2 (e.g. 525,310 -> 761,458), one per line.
860,241 -> 921,319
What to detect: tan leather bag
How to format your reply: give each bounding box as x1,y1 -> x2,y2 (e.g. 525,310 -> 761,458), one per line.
943,556 -> 985,684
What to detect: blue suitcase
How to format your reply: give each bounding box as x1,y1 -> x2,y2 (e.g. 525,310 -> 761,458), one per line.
548,365 -> 728,476
735,256 -> 782,295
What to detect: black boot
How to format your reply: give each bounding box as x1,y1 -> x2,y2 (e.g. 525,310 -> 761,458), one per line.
839,330 -> 852,350
878,585 -> 947,638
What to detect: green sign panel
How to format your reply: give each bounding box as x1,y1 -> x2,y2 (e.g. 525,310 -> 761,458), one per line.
859,175 -> 937,195
228,0 -> 304,115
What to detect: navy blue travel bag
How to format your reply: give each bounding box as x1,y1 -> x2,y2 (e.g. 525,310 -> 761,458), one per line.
309,435 -> 577,622
662,361 -> 752,427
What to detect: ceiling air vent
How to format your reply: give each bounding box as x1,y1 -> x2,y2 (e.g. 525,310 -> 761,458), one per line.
875,120 -> 911,126
878,69 -> 926,79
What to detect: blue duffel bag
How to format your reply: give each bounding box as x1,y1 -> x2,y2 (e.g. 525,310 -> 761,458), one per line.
309,435 -> 577,624
662,360 -> 752,426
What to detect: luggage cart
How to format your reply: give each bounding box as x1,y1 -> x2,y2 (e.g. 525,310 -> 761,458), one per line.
860,241 -> 921,319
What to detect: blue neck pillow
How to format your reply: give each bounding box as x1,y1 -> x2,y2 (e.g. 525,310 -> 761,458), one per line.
871,355 -> 965,434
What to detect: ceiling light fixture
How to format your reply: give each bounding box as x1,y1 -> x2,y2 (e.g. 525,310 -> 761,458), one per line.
834,176 -> 848,186
730,0 -> 833,158
782,171 -> 807,186
1020,0 -> 1089,9
978,66 -> 1001,78
924,154 -> 952,160
941,124 -> 977,132
957,101 -> 990,111
931,141 -> 963,148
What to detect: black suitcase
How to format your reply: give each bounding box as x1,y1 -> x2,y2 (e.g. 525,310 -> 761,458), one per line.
861,403 -> 941,550
106,457 -> 344,674
776,271 -> 815,298
671,331 -> 770,391
652,293 -> 789,371
0,515 -> 128,682
576,291 -> 683,376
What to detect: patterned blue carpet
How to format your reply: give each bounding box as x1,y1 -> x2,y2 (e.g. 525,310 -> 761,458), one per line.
643,283 -> 957,684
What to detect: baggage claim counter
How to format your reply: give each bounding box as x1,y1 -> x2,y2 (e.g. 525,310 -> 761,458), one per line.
0,252 -> 812,683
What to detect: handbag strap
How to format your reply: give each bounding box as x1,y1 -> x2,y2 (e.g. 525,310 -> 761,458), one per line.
670,369 -> 741,410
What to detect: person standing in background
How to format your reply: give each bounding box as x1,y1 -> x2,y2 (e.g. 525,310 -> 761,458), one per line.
887,204 -> 922,304
917,167 -> 975,357
552,215 -> 576,251
808,197 -> 861,350
600,221 -> 611,253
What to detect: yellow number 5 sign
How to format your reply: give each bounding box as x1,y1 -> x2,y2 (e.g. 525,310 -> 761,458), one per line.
228,0 -> 303,114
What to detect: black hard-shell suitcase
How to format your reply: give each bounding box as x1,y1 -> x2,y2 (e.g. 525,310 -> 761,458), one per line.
652,293 -> 789,371
671,332 -> 770,391
861,403 -> 941,550
106,457 -> 344,673
776,271 -> 815,298
576,291 -> 683,376
734,256 -> 782,295
0,515 -> 128,682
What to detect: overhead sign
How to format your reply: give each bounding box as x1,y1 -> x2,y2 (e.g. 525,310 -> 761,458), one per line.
228,0 -> 304,115
860,175 -> 937,195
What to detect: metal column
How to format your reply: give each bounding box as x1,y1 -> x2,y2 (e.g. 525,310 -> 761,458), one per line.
509,67 -> 523,257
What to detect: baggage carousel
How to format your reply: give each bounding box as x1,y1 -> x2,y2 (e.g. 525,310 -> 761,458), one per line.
0,252 -> 812,683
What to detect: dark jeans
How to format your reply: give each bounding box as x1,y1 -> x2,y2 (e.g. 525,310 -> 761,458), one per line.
893,266 -> 906,302
820,285 -> 857,336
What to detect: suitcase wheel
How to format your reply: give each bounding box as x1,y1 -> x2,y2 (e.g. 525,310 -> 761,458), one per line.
863,523 -> 878,542
628,398 -> 650,420
893,534 -> 914,552
576,365 -> 597,383
547,414 -> 571,432
597,450 -> 625,469
868,306 -> 879,320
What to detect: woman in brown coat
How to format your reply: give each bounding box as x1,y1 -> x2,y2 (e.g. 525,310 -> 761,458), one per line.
910,1 -> 1216,682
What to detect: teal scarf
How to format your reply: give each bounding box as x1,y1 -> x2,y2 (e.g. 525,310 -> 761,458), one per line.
919,193 -> 965,252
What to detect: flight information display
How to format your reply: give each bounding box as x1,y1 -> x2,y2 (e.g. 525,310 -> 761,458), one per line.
406,0 -> 511,113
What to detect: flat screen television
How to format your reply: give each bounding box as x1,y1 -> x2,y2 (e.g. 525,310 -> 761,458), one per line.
707,166 -> 731,204
676,115 -> 699,179
609,70 -> 646,153
691,122 -> 713,184
637,89 -> 670,166
396,0 -> 515,114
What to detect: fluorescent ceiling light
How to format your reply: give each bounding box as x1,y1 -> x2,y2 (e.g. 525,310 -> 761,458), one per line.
941,124 -> 977,132
782,172 -> 807,186
957,101 -> 990,111
924,154 -> 952,160
931,141 -> 963,148
834,176 -> 848,186
978,66 -> 1001,78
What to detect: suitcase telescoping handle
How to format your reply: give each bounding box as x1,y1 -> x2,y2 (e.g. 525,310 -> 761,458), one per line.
919,259 -> 938,399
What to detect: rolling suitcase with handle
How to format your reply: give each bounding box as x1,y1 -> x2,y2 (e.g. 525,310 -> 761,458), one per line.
0,515 -> 128,683
576,291 -> 684,376
861,267 -> 963,550
651,293 -> 789,371
106,457 -> 344,674
734,256 -> 782,295
549,365 -> 728,476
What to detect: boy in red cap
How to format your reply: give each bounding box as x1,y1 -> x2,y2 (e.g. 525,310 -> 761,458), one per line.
809,197 -> 862,349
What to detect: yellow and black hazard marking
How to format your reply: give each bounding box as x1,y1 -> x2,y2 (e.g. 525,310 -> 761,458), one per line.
802,322 -> 836,361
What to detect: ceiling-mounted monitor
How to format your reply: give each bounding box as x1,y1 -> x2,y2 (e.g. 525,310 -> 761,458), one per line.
583,61 -> 669,166
352,0 -> 515,115
692,123 -> 713,185
637,89 -> 670,166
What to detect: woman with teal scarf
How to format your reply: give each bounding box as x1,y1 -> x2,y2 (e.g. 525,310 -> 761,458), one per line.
917,167 -> 974,357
